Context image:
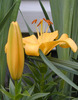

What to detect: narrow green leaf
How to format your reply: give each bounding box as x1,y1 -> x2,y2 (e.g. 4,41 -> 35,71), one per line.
19,9 -> 33,35
23,73 -> 38,83
3,94 -> 10,100
45,81 -> 57,92
44,71 -> 53,80
26,63 -> 41,81
28,56 -> 78,71
27,93 -> 49,100
39,49 -> 78,90
52,61 -> 78,75
49,57 -> 78,70
22,85 -> 35,100
0,88 -> 14,99
15,90 -> 30,100
0,1 -> 16,33
2,86 -> 10,100
23,77 -> 33,86
0,0 -> 21,98
28,85 -> 35,95
72,98 -> 78,100
10,0 -> 21,21
22,90 -> 30,96
70,0 -> 78,59
39,0 -> 53,32
9,79 -> 15,96
15,79 -> 22,95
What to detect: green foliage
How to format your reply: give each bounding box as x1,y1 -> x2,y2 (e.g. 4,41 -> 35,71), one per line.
19,9 -> 34,35
39,49 -> 78,90
39,0 -> 78,99
0,0 -> 21,98
39,0 -> 53,32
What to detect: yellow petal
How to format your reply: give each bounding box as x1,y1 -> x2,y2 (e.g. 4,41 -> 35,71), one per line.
59,38 -> 77,52
39,36 -> 77,55
24,43 -> 39,56
39,41 -> 59,55
6,21 -> 24,80
58,34 -> 69,48
58,34 -> 77,51
59,34 -> 69,40
23,35 -> 38,45
38,30 -> 58,44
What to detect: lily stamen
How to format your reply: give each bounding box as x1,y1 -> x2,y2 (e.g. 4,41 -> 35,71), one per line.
32,19 -> 39,37
23,18 -> 77,56
43,18 -> 53,33
37,20 -> 43,36
32,19 -> 37,24
43,18 -> 53,25
35,24 -> 39,37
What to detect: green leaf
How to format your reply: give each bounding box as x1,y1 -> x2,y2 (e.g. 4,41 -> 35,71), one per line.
22,85 -> 35,100
15,79 -> 22,95
0,1 -> 16,33
10,0 -> 21,21
26,63 -> 41,81
44,71 -> 53,80
52,61 -> 78,75
0,0 -> 21,98
28,56 -> 78,74
28,85 -> 35,95
1,86 -> 10,100
70,0 -> 78,59
39,0 -> 53,32
49,57 -> 78,70
45,81 -> 57,92
23,73 -> 35,80
19,9 -> 33,35
22,90 -> 30,96
0,88 -> 14,99
72,98 -> 78,100
27,93 -> 49,100
23,77 -> 33,86
9,79 -> 15,96
3,94 -> 10,100
39,49 -> 78,90
15,90 -> 30,100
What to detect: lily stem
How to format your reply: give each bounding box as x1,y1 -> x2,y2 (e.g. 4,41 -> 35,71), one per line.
40,73 -> 45,93
15,80 -> 18,96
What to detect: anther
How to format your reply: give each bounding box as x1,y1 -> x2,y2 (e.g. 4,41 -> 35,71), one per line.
43,18 -> 53,26
37,20 -> 43,27
32,19 -> 37,24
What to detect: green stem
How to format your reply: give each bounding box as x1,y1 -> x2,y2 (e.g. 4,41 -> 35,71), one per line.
40,73 -> 45,93
15,80 -> 18,96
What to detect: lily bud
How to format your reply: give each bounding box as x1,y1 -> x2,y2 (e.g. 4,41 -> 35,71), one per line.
5,21 -> 24,80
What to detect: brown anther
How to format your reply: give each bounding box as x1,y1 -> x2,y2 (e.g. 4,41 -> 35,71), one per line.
43,18 -> 53,25
48,20 -> 53,24
37,20 -> 43,27
32,19 -> 37,24
43,18 -> 46,21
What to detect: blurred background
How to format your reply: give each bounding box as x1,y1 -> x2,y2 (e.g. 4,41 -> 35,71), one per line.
17,0 -> 52,33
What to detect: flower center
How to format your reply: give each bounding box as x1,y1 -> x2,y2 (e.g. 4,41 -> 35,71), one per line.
32,18 -> 53,38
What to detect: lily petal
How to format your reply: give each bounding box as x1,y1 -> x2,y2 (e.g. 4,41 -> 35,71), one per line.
39,35 -> 77,55
58,34 -> 69,48
23,35 -> 38,45
24,43 -> 39,56
6,22 -> 24,80
38,31 -> 58,44
59,38 -> 77,52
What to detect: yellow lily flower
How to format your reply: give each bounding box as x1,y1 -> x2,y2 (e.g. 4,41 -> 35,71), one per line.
23,18 -> 77,56
5,21 -> 24,80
